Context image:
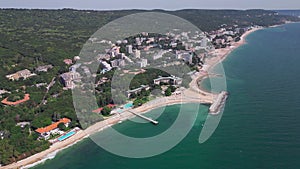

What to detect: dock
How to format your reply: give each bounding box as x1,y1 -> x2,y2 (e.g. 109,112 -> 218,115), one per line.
209,91 -> 228,115
128,110 -> 159,125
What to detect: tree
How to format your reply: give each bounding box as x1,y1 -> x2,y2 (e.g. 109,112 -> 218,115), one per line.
235,37 -> 241,42
7,93 -> 24,102
112,93 -> 127,105
101,106 -> 111,116
130,93 -> 137,99
133,99 -> 143,107
52,112 -> 61,122
151,85 -> 162,96
169,86 -> 177,92
14,114 -> 20,123
31,117 -> 52,129
141,88 -> 150,97
58,122 -> 67,131
165,88 -> 172,96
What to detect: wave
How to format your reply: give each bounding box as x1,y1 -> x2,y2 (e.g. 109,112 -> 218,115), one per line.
21,135 -> 90,169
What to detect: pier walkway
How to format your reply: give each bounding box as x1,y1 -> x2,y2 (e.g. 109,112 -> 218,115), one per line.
128,110 -> 159,125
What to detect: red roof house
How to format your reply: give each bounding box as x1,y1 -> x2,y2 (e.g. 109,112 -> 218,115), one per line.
35,118 -> 71,134
92,104 -> 116,113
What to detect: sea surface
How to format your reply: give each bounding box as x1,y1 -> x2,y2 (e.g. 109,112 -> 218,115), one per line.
33,23 -> 300,169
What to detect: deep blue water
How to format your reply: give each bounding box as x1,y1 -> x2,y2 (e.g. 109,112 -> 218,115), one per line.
34,23 -> 300,169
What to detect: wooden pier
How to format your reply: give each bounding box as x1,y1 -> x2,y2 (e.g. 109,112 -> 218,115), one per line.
128,110 -> 159,125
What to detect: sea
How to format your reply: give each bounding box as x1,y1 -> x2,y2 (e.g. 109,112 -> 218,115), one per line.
33,22 -> 300,169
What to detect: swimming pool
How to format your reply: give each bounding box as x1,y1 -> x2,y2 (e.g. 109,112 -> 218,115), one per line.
124,102 -> 133,109
58,131 -> 76,141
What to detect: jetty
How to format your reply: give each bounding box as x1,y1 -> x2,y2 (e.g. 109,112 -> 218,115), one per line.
209,91 -> 228,115
128,110 -> 159,125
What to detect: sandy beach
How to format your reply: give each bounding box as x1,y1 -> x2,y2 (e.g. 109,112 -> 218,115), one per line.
206,27 -> 262,71
189,27 -> 263,95
2,28 -> 261,169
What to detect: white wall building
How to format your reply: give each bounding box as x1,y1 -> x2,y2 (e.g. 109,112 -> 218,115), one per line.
126,45 -> 133,54
137,59 -> 148,68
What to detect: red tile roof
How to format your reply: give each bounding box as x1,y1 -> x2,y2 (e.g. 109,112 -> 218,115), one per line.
1,94 -> 30,106
92,104 -> 116,113
35,118 -> 71,134
63,59 -> 73,65
92,107 -> 103,113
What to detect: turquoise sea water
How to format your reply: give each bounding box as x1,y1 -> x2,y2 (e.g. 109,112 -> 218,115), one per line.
34,23 -> 300,169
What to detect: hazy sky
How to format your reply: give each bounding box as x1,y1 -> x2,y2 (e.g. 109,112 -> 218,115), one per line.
1,0 -> 300,10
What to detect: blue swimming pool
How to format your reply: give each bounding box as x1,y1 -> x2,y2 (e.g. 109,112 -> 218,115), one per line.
124,102 -> 133,109
58,131 -> 76,141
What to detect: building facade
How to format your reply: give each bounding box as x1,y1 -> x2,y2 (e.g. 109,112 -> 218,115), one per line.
60,72 -> 81,89
6,69 -> 36,81
153,76 -> 183,86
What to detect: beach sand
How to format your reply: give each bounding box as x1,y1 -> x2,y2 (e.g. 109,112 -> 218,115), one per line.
193,28 -> 262,92
2,28 -> 261,169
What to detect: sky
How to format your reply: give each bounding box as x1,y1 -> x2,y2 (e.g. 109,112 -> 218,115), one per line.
1,0 -> 300,10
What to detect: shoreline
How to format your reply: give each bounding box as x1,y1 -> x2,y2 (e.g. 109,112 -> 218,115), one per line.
2,27 -> 261,169
194,27 -> 263,93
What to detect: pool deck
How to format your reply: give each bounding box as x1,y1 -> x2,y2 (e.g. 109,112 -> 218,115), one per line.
58,131 -> 76,141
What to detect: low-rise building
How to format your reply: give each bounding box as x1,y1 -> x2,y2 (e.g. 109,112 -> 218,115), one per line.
92,104 -> 116,113
74,56 -> 81,61
69,63 -> 81,72
126,85 -> 150,98
35,118 -> 71,140
225,36 -> 234,42
133,49 -> 141,58
152,50 -> 166,60
35,65 -> 53,72
98,54 -> 111,60
63,59 -> 73,65
60,72 -> 81,89
6,69 -> 36,81
146,37 -> 155,44
176,51 -> 193,64
182,53 -> 193,64
126,45 -> 133,54
137,59 -> 147,68
16,122 -> 31,128
35,83 -> 47,88
111,59 -> 126,68
171,42 -> 178,48
154,76 -> 182,86
215,38 -> 225,45
100,61 -> 112,71
135,37 -> 142,46
200,37 -> 208,48
0,89 -> 10,95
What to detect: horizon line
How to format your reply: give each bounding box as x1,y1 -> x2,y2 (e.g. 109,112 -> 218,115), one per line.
1,7 -> 300,11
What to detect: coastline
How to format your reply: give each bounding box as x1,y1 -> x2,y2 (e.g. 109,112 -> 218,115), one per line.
2,28 -> 261,169
194,27 -> 263,93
